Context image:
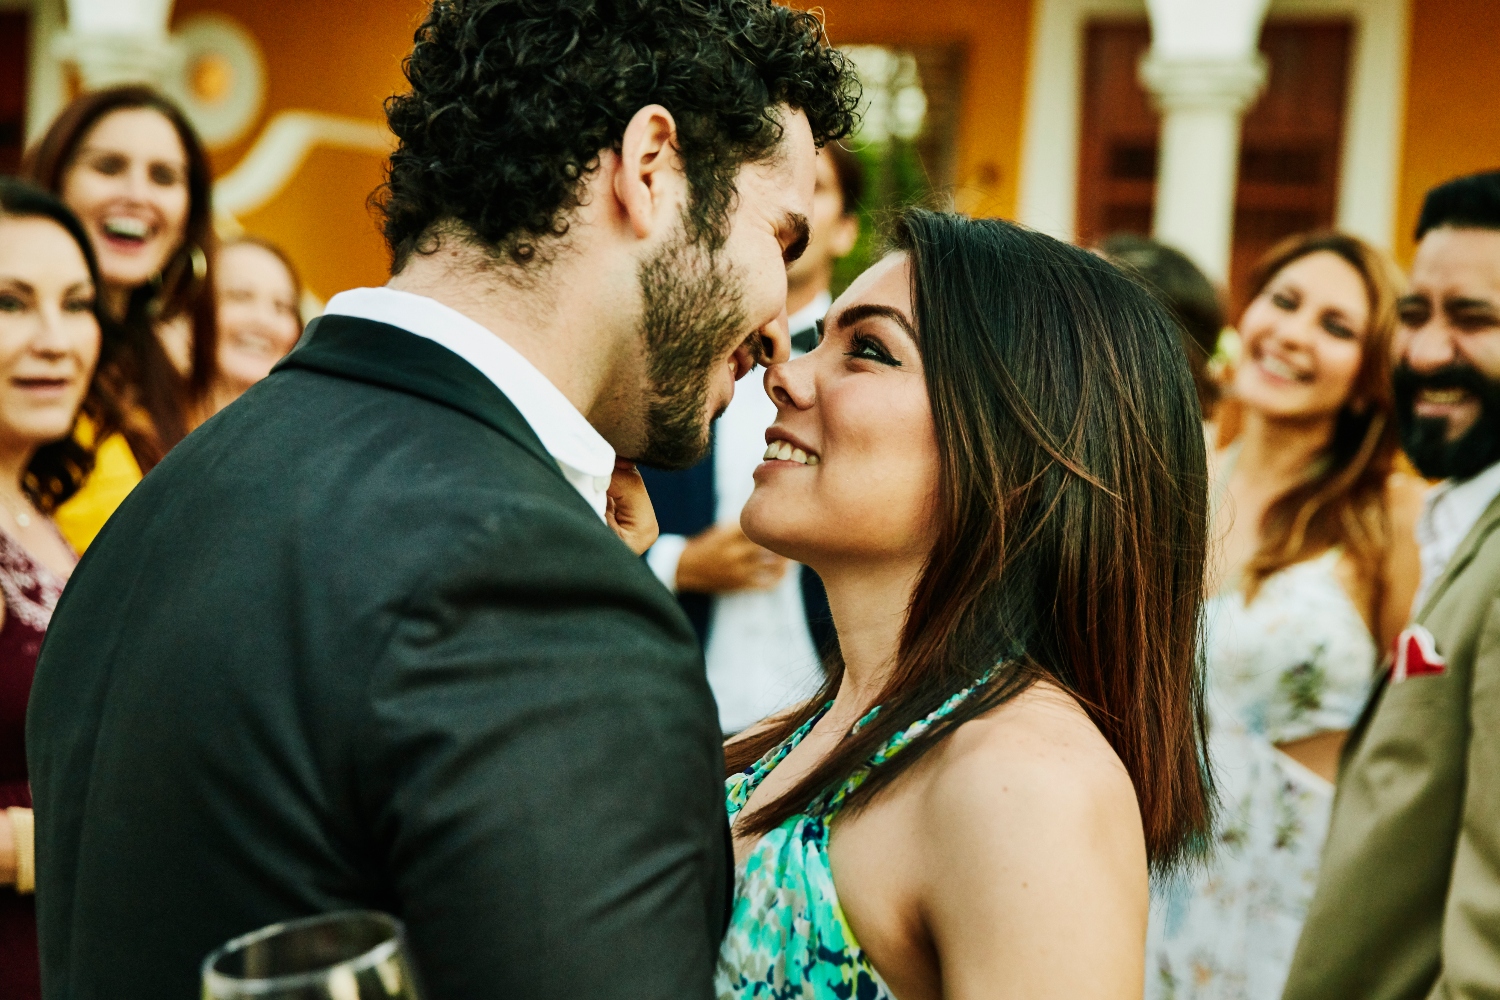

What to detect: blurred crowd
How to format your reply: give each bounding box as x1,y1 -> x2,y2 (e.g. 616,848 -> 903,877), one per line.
2,76 -> 1499,1000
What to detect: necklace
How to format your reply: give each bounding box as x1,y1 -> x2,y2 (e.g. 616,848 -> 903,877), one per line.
2,496 -> 33,529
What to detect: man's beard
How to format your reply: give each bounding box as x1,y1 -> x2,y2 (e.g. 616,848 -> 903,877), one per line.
1393,360 -> 1500,479
635,227 -> 750,470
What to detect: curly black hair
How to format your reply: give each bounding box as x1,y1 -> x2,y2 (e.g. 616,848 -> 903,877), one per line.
378,0 -> 861,271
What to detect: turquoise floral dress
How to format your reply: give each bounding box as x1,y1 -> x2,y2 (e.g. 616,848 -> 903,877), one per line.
716,679 -> 989,999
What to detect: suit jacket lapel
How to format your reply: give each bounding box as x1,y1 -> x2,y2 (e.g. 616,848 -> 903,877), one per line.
276,314 -> 564,482
1417,488 -> 1500,625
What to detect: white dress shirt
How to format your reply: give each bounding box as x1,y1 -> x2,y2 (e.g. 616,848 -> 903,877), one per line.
1413,459 -> 1500,616
646,292 -> 832,733
323,287 -> 617,519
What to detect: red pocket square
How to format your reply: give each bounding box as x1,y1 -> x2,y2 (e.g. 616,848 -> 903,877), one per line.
1391,624 -> 1446,682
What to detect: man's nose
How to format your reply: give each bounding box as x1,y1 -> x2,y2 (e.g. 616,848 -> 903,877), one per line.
1404,321 -> 1458,372
759,307 -> 791,367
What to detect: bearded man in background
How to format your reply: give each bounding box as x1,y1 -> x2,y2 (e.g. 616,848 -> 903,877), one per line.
1283,169 -> 1500,1000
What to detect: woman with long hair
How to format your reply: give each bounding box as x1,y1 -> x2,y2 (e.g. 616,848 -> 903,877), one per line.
718,209 -> 1212,998
199,235 -> 303,420
0,178 -> 128,999
24,85 -> 218,550
1145,233 -> 1425,1000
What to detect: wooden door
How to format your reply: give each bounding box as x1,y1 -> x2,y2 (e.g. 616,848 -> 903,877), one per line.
1076,19 -> 1351,310
0,12 -> 27,176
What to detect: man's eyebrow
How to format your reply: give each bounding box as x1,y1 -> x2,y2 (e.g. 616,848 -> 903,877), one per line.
781,212 -> 810,265
833,302 -> 918,341
1396,293 -> 1429,308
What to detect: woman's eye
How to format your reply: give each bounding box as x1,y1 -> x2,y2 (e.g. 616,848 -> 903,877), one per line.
846,333 -> 900,366
65,297 -> 95,314
1322,318 -> 1357,340
91,154 -> 127,176
1271,292 -> 1297,310
0,293 -> 26,313
149,163 -> 183,187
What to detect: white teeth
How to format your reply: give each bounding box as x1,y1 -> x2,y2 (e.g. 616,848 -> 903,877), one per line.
1420,388 -> 1467,404
762,440 -> 820,465
1260,355 -> 1305,381
104,217 -> 148,239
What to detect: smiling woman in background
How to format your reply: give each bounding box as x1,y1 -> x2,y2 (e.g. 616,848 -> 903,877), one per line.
1145,232 -> 1426,1000
0,178 -> 127,1000
24,85 -> 218,550
199,236 -> 303,420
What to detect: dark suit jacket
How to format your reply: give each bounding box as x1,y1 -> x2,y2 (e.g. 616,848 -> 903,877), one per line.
27,315 -> 730,1000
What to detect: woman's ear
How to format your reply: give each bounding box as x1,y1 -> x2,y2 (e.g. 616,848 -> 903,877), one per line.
613,104 -> 686,241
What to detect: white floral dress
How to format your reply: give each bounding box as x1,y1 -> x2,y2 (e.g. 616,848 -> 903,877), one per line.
1145,548 -> 1378,1000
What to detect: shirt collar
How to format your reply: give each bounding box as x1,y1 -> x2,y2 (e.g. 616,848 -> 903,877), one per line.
1420,459 -> 1500,544
788,291 -> 833,339
322,287 -> 616,512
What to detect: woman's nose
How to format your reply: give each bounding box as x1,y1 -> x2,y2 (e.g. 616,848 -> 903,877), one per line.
764,353 -> 814,410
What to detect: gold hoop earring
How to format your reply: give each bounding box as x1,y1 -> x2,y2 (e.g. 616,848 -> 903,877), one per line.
189,245 -> 208,283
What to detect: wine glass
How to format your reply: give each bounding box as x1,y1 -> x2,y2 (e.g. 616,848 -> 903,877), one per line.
201,910 -> 424,1000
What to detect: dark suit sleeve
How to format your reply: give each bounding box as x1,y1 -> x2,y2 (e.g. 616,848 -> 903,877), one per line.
1430,596 -> 1500,1000
360,494 -> 726,1000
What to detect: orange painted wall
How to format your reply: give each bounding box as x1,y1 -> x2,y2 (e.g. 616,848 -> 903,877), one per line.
798,0 -> 1033,218
171,0 -> 426,299
175,0 -> 1032,297
1395,0 -> 1500,265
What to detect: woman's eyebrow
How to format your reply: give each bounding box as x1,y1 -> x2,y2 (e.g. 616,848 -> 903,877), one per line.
833,303 -> 917,341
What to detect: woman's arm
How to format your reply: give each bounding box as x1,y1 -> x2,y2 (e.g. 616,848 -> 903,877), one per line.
1378,473 -> 1429,651
918,688 -> 1148,999
0,807 -> 33,893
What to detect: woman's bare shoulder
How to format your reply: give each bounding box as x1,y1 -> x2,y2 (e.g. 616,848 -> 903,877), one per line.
919,680 -> 1141,853
905,680 -> 1148,995
1385,471 -> 1430,528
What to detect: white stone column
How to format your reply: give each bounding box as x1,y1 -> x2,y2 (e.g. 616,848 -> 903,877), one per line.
54,0 -> 178,90
1139,55 -> 1266,283
1139,0 -> 1272,284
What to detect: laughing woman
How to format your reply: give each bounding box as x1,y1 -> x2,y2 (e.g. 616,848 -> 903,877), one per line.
0,179 -> 124,1000
718,209 -> 1213,999
1144,233 -> 1424,1000
25,86 -> 218,550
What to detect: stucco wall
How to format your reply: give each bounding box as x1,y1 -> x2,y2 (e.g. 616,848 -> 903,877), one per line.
1395,0 -> 1500,264
809,0 -> 1033,219
173,0 -> 424,300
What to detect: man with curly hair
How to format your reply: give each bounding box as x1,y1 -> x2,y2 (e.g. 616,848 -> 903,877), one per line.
26,2 -> 858,998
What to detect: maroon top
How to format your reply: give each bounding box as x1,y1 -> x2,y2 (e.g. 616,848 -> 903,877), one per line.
0,528 -> 69,1000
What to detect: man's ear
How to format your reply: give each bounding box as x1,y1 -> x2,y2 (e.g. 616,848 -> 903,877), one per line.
614,104 -> 685,241
830,213 -> 860,260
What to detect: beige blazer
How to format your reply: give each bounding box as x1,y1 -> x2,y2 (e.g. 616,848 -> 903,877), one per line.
1282,491 -> 1500,1000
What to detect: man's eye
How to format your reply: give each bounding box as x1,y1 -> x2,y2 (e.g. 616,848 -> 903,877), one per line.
1453,313 -> 1500,332
1397,306 -> 1428,327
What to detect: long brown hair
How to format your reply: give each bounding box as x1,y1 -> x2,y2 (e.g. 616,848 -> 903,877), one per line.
1235,232 -> 1404,602
726,210 -> 1213,872
24,85 -> 219,467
